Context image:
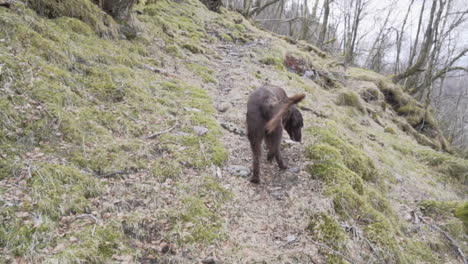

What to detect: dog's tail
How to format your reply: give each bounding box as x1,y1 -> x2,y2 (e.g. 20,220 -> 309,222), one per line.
265,93 -> 305,134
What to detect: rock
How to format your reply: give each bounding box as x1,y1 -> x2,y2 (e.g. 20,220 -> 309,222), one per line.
287,167 -> 299,173
304,70 -> 316,79
193,126 -> 208,136
226,165 -> 250,177
217,103 -> 230,113
283,139 -> 297,145
184,107 -> 202,113
271,190 -> 284,200
394,173 -> 404,183
221,122 -> 245,136
286,234 -> 296,243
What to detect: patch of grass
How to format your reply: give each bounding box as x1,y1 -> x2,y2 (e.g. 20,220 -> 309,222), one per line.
415,150 -> 468,183
307,212 -> 348,264
45,223 -> 130,263
306,144 -> 364,195
406,240 -> 438,264
31,163 -> 101,220
169,177 -> 231,244
182,42 -> 204,54
347,67 -> 382,82
336,90 -> 366,113
165,44 -> 181,57
308,122 -> 379,182
384,127 -> 396,134
186,62 -> 217,83
364,219 -> 407,263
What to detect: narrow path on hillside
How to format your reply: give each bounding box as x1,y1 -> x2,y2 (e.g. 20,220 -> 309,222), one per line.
206,39 -> 331,263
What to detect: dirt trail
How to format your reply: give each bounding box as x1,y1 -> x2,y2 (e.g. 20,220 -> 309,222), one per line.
205,39 -> 331,263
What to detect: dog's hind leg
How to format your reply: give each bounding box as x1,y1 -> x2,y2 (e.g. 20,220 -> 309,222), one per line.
265,128 -> 287,170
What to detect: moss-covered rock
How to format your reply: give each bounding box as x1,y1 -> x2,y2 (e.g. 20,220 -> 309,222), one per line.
28,0 -> 121,38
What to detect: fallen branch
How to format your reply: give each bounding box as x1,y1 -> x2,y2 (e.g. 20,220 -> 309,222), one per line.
143,121 -> 179,139
413,211 -> 467,264
76,214 -> 99,237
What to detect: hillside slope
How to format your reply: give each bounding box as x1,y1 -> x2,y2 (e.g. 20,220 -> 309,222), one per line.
0,1 -> 467,263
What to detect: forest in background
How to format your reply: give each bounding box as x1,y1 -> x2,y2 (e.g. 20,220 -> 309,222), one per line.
223,0 -> 468,155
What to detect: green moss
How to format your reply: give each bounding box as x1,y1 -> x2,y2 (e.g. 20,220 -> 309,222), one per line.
219,33 -> 233,42
0,208 -> 56,257
364,219 -> 407,263
45,223 -> 129,263
165,44 -> 181,57
327,185 -> 366,219
336,90 -> 366,113
30,163 -> 101,220
348,67 -> 382,82
150,158 -> 182,182
307,159 -> 364,195
454,202 -> 468,231
28,0 -> 120,38
308,122 -> 379,182
416,150 -> 468,183
384,127 -> 396,134
186,62 -> 217,83
307,212 -> 346,250
182,43 -> 204,54
406,240 -> 438,263
397,101 -> 425,126
419,200 -> 463,221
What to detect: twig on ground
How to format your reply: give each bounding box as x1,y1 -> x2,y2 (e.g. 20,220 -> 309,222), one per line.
143,121 -> 179,139
413,211 -> 467,264
76,214 -> 99,237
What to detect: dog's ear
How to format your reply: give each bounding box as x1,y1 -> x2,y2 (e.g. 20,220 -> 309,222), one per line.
265,93 -> 306,134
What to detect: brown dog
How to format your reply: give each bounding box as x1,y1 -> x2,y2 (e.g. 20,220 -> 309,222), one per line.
246,84 -> 305,184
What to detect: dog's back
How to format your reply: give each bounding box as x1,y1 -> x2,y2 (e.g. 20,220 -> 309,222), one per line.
247,85 -> 288,128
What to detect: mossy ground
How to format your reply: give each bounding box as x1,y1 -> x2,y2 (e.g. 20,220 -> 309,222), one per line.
1,0 -> 467,263
0,1 -> 229,262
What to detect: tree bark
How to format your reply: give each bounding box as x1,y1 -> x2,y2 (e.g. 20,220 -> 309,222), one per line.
318,0 -> 331,48
393,0 -> 438,83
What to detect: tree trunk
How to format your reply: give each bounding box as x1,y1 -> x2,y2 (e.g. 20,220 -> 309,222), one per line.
393,0 -> 438,83
318,0 -> 330,48
394,0 -> 415,74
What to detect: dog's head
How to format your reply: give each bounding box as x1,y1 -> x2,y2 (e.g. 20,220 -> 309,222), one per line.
265,93 -> 305,141
284,106 -> 303,142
